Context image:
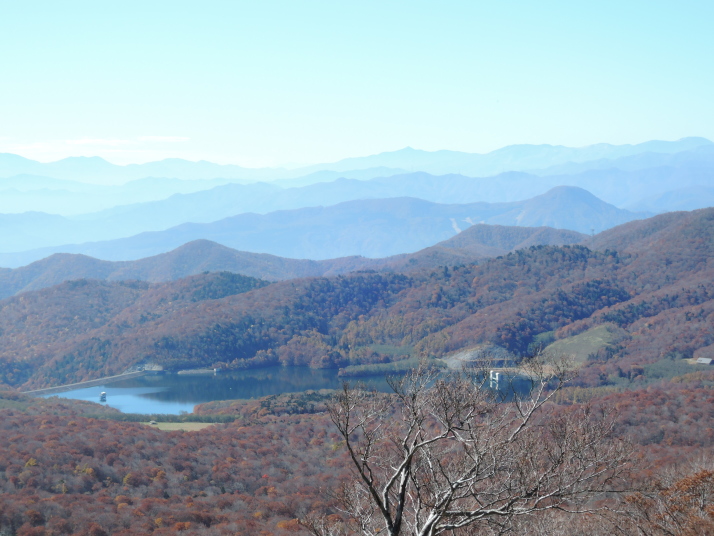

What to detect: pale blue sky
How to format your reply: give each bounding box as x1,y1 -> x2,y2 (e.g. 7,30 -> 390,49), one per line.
1,0 -> 712,167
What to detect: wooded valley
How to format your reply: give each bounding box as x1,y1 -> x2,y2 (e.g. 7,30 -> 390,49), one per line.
1,208 -> 713,534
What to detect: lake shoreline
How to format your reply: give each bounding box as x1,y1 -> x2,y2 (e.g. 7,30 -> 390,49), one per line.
31,366 -> 392,415
21,371 -> 148,396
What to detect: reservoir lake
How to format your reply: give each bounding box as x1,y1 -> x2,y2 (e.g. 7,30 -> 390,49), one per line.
40,366 -> 392,415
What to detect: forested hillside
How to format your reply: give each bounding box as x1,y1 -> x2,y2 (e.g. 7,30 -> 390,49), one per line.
0,225 -> 585,299
3,2 -> 713,533
1,208 -> 712,391
2,369 -> 714,535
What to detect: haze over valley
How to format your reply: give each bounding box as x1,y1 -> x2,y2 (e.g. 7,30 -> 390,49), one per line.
1,136 -> 713,391
2,2 -> 714,534
1,137 -> 713,267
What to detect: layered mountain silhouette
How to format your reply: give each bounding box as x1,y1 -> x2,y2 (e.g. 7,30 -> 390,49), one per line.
625,185 -> 714,214
0,187 -> 641,266
6,154 -> 714,255
533,142 -> 714,176
70,148 -> 714,229
0,175 -> 250,215
1,137 -> 709,185
0,224 -> 586,298
3,144 -> 710,246
276,137 -> 713,177
0,154 -> 282,184
1,139 -> 710,277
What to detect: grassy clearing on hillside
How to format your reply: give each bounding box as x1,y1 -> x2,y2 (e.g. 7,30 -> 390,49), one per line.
546,323 -> 627,365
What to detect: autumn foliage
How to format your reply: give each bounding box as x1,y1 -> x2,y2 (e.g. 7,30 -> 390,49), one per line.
0,209 -> 713,533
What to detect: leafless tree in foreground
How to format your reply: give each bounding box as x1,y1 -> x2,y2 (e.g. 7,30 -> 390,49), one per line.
303,357 -> 631,536
620,467 -> 714,535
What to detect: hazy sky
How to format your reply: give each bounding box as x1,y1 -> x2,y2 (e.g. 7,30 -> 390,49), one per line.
1,1 -> 713,167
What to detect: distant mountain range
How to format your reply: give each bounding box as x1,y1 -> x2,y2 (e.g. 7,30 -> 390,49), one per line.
1,137 -> 709,185
532,142 -> 714,176
0,225 -> 586,299
0,175 -> 249,215
294,137 -> 713,177
1,143 -> 711,230
625,185 -> 714,213
0,154 -> 283,184
66,146 -> 714,230
0,187 -> 642,266
0,137 -> 711,273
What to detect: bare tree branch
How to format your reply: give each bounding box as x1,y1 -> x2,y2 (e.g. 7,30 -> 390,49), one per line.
309,357 -> 631,536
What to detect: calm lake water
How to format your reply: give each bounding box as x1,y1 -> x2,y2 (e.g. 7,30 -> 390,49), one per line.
40,366 -> 392,415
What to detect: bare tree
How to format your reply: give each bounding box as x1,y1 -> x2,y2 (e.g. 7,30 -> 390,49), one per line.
304,357 -> 631,536
620,467 -> 714,536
